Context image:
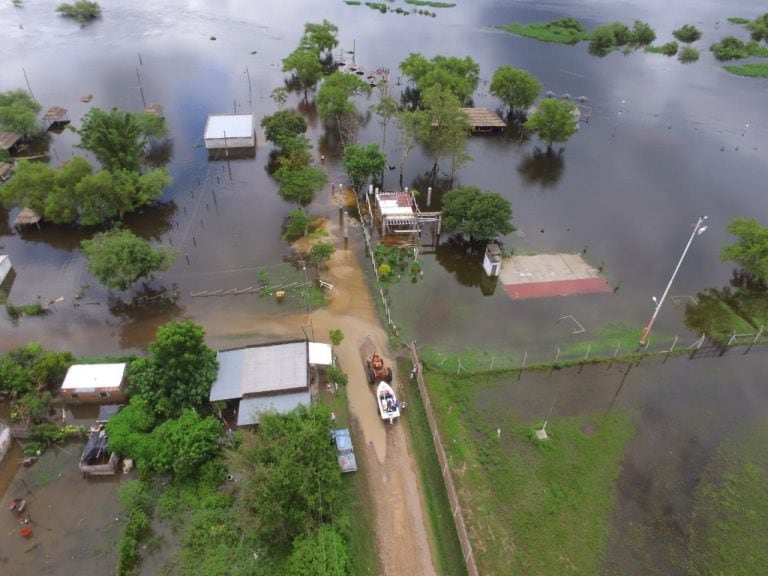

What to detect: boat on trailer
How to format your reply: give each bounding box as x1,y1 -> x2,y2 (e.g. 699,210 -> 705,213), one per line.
376,381 -> 401,423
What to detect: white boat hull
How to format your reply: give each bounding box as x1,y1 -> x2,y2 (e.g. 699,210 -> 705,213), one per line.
376,381 -> 400,422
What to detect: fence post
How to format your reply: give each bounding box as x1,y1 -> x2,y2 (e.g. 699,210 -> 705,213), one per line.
744,326 -> 763,355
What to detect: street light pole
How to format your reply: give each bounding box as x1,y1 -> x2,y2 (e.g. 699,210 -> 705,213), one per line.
639,216 -> 708,345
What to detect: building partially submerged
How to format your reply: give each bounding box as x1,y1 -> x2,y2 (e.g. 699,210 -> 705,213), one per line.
203,114 -> 255,156
60,363 -> 128,403
80,425 -> 120,477
373,189 -> 443,237
0,132 -> 22,154
13,207 -> 42,230
43,106 -> 70,131
459,107 -> 506,133
0,255 -> 12,288
209,340 -> 333,427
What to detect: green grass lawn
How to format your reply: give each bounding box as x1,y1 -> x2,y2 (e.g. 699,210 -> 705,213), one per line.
397,357 -> 468,576
424,367 -> 636,575
688,418 -> 768,575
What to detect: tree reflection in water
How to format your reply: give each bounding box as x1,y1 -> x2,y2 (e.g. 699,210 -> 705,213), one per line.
517,146 -> 565,188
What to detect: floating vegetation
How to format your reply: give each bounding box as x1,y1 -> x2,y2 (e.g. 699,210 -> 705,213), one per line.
672,24 -> 702,43
711,36 -> 768,60
497,18 -> 591,45
678,45 -> 700,62
645,41 -> 679,56
56,0 -> 101,24
727,17 -> 751,25
723,62 -> 768,78
404,0 -> 455,7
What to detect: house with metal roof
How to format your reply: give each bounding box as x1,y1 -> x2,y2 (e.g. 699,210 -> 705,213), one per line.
209,340 -> 333,426
203,114 -> 255,150
60,363 -> 127,403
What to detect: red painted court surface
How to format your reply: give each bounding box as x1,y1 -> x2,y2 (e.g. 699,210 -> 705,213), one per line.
503,277 -> 613,300
498,254 -> 613,300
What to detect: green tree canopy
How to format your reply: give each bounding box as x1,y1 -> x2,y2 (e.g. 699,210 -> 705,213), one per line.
414,86 -> 472,182
77,107 -> 168,172
672,24 -> 702,43
0,158 -> 170,225
0,343 -> 73,396
308,241 -> 336,270
105,396 -> 157,468
261,110 -> 308,150
275,165 -> 327,206
150,410 -> 222,480
0,89 -> 42,139
283,48 -> 324,100
128,320 -> 219,419
747,13 -> 768,42
300,20 -> 339,55
442,186 -> 515,241
236,404 -> 343,549
630,20 -> 656,45
316,72 -> 372,123
720,218 -> 768,285
371,94 -> 399,148
400,53 -> 480,104
81,228 -> 176,291
342,143 -> 387,187
490,65 -> 541,113
283,208 -> 312,241
525,98 -> 579,148
287,525 -> 351,576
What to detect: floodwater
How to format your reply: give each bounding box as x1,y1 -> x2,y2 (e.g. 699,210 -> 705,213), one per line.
1,0 -> 768,574
473,346 -> 768,574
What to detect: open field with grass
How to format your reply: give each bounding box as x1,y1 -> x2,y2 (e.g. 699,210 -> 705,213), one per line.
397,357 -> 467,576
420,361 -> 636,575
688,418 -> 768,575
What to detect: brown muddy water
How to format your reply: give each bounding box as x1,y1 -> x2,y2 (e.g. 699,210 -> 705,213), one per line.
1,0 -> 768,574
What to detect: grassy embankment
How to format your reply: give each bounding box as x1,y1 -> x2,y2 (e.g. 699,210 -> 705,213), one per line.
396,357 -> 468,576
688,418 -> 768,575
418,353 -> 636,575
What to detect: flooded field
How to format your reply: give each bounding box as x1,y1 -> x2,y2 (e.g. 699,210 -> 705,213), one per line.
1,0 -> 768,574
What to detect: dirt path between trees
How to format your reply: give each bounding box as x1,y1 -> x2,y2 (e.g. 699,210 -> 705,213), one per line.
210,213 -> 437,575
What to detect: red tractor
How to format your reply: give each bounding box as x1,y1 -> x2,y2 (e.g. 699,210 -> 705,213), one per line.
366,352 -> 393,385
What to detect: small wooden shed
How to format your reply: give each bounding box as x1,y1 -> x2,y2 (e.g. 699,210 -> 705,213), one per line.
459,108 -> 507,133
0,132 -> 22,152
43,106 -> 70,131
14,208 -> 41,230
144,102 -> 164,116
60,363 -> 127,403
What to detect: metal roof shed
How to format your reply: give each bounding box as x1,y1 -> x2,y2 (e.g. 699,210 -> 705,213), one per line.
203,114 -> 255,149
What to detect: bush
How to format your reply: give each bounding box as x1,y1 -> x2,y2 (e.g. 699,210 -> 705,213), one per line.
679,45 -> 700,62
646,41 -> 679,56
710,35 -> 749,60
746,13 -> 768,41
14,391 -> 53,424
326,366 -> 349,387
673,24 -> 702,43
283,209 -> 311,241
630,20 -> 656,45
56,0 -> 101,23
378,262 -> 392,278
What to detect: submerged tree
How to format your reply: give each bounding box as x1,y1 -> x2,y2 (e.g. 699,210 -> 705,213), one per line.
343,143 -> 387,188
490,65 -> 541,115
400,53 -> 480,105
261,110 -> 308,151
316,72 -> 372,146
77,107 -> 168,172
300,20 -> 339,56
0,89 -> 43,139
81,228 -> 176,291
275,164 -> 327,206
282,48 -> 324,100
720,218 -> 768,286
56,0 -> 101,24
525,99 -> 578,149
441,186 -> 515,241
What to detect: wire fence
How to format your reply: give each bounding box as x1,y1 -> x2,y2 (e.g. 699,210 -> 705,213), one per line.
417,328 -> 768,377
354,191 -> 399,335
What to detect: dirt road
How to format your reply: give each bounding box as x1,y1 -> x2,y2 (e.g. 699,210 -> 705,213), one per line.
311,227 -> 437,576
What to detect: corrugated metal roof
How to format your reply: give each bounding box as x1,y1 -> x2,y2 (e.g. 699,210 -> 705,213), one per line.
209,348 -> 244,401
209,341 -> 309,401
237,391 -> 311,426
61,363 -> 126,391
241,341 -> 307,395
203,114 -> 254,140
